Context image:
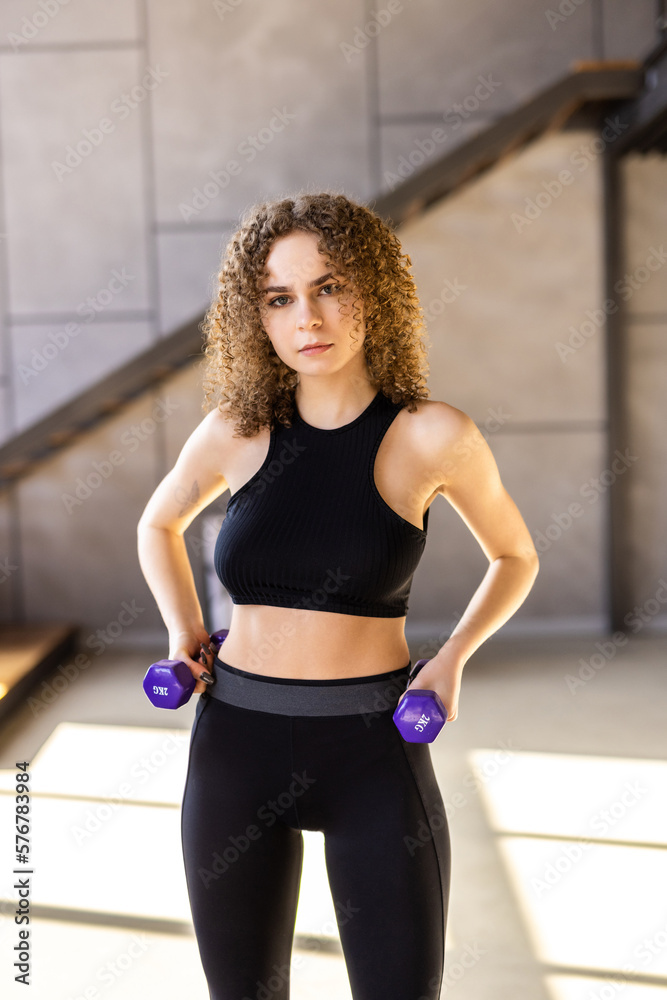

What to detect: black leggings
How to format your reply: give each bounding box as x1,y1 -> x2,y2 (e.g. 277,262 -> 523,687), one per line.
181,657 -> 451,1000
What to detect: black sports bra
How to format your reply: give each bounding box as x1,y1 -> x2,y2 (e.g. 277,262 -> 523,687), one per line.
214,390 -> 429,618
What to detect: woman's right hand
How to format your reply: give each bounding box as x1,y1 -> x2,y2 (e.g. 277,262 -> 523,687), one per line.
169,628 -> 216,696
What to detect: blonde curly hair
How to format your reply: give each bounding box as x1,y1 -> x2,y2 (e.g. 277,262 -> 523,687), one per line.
201,191 -> 431,437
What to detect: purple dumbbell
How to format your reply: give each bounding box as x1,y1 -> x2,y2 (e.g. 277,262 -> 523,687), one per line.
143,629 -> 229,709
393,659 -> 447,743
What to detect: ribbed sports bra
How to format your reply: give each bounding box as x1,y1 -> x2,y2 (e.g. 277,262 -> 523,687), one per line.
214,389 -> 430,618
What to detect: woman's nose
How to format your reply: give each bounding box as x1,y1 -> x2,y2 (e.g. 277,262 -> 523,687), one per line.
296,297 -> 322,328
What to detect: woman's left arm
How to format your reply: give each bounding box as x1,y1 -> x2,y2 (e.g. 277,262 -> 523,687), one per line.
405,403 -> 540,722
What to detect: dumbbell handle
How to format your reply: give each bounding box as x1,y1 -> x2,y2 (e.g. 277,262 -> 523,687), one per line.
143,629 -> 228,709
392,659 -> 448,743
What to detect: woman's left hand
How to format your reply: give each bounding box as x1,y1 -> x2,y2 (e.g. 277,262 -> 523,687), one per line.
399,649 -> 465,723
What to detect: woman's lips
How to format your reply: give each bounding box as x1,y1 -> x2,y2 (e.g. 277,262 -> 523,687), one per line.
300,344 -> 332,355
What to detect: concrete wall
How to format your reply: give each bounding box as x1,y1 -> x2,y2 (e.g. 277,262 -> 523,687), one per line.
0,1 -> 659,640
0,1 -> 656,435
622,152 -> 667,626
0,364 -> 210,644
399,130 -> 608,638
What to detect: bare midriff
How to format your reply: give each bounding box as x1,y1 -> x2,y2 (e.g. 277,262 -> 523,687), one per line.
217,604 -> 411,679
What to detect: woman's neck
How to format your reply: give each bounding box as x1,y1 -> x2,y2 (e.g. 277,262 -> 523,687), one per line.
293,378 -> 378,430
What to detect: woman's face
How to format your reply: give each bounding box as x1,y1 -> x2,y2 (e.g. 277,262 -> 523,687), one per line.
258,231 -> 368,378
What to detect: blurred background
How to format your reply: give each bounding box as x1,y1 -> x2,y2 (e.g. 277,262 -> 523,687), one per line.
0,2 -> 665,999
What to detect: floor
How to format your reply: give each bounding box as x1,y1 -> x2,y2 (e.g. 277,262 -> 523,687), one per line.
0,630 -> 665,999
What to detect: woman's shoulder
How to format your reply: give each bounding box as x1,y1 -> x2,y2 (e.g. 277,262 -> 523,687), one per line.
397,397 -> 495,491
193,402 -> 244,457
400,395 -> 477,447
195,403 -> 272,474
200,400 -> 266,439
198,400 -> 235,437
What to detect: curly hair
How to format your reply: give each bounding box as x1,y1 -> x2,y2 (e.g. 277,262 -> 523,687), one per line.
201,191 -> 431,437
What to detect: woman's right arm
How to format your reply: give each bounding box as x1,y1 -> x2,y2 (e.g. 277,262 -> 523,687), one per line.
137,405 -> 233,692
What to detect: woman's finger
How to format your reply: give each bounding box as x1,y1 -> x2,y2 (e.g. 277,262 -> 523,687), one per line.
173,647 -> 214,694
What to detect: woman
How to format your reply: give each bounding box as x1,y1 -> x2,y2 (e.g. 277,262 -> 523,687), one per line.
137,191 -> 539,1000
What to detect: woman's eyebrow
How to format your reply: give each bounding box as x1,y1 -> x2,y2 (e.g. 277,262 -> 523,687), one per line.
261,271 -> 336,294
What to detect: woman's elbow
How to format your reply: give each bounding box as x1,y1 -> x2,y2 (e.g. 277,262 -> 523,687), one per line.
523,546 -> 540,586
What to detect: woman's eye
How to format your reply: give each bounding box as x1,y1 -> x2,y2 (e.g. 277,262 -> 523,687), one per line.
267,284 -> 341,307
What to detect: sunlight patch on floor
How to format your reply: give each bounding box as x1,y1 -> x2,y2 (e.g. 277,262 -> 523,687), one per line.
470,750 -> 667,988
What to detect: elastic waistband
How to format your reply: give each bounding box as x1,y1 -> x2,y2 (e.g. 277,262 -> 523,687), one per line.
206,657 -> 412,716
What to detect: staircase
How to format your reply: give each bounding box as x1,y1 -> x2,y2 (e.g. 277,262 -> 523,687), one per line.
0,624 -> 78,723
